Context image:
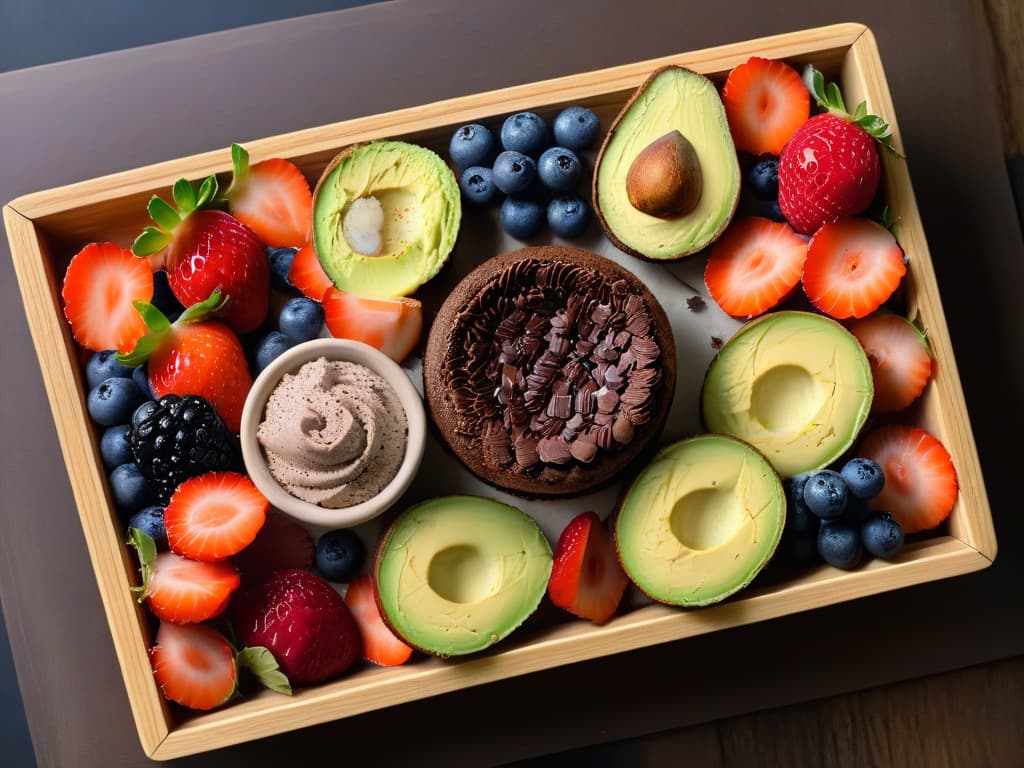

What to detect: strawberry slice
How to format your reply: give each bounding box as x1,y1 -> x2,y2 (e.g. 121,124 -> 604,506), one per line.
145,550 -> 240,623
548,511 -> 628,624
858,425 -> 958,534
289,243 -> 334,301
802,217 -> 907,319
322,288 -> 422,363
722,56 -> 810,156
150,620 -> 237,710
226,144 -> 312,248
233,510 -> 314,583
704,217 -> 808,318
62,242 -> 154,353
165,472 -> 268,562
344,574 -> 412,667
849,313 -> 933,413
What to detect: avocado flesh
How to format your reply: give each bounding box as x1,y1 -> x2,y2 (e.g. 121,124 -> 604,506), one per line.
702,311 -> 873,479
313,141 -> 461,298
616,434 -> 784,607
375,495 -> 552,657
596,67 -> 740,260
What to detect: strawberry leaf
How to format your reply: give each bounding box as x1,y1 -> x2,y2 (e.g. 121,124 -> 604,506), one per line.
147,196 -> 180,231
196,175 -> 219,209
127,527 -> 156,602
133,226 -> 172,257
116,302 -> 172,367
853,101 -> 868,121
803,64 -> 828,109
825,82 -> 846,113
177,288 -> 229,325
879,205 -> 898,233
236,646 -> 292,696
173,178 -> 197,214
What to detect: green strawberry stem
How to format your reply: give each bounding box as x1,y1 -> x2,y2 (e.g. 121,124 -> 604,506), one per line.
126,527 -> 157,602
802,65 -> 905,158
133,174 -> 221,257
115,289 -> 229,368
222,143 -> 251,202
235,646 -> 293,696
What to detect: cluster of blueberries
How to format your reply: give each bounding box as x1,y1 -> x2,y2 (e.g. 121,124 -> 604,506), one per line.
449,106 -> 600,240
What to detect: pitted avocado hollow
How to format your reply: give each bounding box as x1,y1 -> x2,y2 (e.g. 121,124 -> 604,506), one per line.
626,130 -> 702,219
312,141 -> 461,298
374,495 -> 552,657
702,311 -> 873,479
616,434 -> 784,607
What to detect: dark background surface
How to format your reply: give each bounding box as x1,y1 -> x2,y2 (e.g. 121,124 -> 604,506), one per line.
2,1 -> 1022,766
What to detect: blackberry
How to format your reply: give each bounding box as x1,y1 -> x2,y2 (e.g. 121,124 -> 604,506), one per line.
129,394 -> 241,503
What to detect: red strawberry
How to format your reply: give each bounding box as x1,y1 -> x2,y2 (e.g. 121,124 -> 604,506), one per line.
858,425 -> 958,534
849,313 -> 933,413
548,511 -> 628,624
165,472 -> 268,562
150,620 -> 237,710
232,569 -> 361,685
145,551 -> 240,623
802,217 -> 906,319
133,176 -> 269,333
722,57 -> 809,156
322,288 -> 422,363
288,243 -> 334,301
233,510 -> 314,583
226,144 -> 312,248
61,242 -> 154,353
704,217 -> 808,318
344,574 -> 412,667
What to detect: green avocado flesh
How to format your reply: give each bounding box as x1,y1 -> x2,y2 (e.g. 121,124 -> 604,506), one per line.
616,434 -> 784,607
313,141 -> 461,298
596,66 -> 740,260
375,495 -> 553,657
702,311 -> 873,479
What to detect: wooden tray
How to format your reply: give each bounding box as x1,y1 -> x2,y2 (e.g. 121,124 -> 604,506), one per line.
2,22 -> 995,760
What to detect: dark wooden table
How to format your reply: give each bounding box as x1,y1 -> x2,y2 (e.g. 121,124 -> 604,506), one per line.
2,1 -> 1022,765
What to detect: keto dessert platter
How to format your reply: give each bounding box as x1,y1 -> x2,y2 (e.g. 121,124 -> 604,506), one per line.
4,25 -> 994,759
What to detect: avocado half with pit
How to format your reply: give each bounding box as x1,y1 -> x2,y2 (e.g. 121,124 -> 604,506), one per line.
616,434 -> 785,607
593,66 -> 740,261
312,140 -> 461,298
374,495 -> 552,657
702,311 -> 873,479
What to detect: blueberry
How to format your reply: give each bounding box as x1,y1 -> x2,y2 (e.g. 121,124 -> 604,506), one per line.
110,463 -> 153,512
839,496 -> 872,527
128,505 -> 168,549
547,194 -> 590,238
817,522 -> 863,569
785,473 -> 820,537
500,112 -> 549,157
85,350 -> 132,390
459,166 -> 499,206
316,529 -> 365,582
268,247 -> 299,293
747,157 -> 779,201
803,469 -> 849,520
87,377 -> 146,426
537,147 -> 583,193
255,331 -> 294,373
775,532 -> 821,568
500,196 -> 545,239
841,457 -> 885,499
100,424 -> 133,470
279,297 -> 325,344
151,270 -> 184,322
861,511 -> 904,559
449,123 -> 496,169
552,106 -> 600,151
755,198 -> 786,222
492,151 -> 537,195
132,364 -> 154,400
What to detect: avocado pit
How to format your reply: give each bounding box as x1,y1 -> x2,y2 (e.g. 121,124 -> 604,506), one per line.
669,486 -> 745,551
626,130 -> 703,219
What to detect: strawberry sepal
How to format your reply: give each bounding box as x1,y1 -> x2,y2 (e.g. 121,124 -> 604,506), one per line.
236,646 -> 292,696
127,527 -> 157,603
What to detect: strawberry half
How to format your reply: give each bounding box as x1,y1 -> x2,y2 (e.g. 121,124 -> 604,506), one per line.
322,288 -> 422,363
704,217 -> 808,318
858,425 -> 958,534
288,243 -> 334,301
233,510 -> 314,584
62,242 -> 154,353
165,472 -> 268,562
849,313 -> 933,413
226,144 -> 312,248
548,511 -> 628,624
145,551 -> 240,623
722,56 -> 809,156
151,620 -> 237,711
344,574 -> 412,667
802,217 -> 906,319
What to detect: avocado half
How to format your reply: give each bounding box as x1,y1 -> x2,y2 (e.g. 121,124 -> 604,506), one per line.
594,66 -> 741,261
374,495 -> 552,657
701,311 -> 874,478
616,434 -> 785,607
312,140 -> 461,298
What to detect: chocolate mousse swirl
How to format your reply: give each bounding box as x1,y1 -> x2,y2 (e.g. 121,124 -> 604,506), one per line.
443,258 -> 663,475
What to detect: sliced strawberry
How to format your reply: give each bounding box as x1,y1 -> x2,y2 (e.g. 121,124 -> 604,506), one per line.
289,243 -> 334,301
548,511 -> 628,624
802,217 -> 906,319
704,217 -> 807,318
722,57 -> 809,156
145,550 -> 240,623
150,620 -> 237,710
345,574 -> 412,667
858,425 -> 958,534
849,313 -> 933,413
62,242 -> 154,353
226,144 -> 312,248
233,510 -> 314,583
165,472 -> 268,562
322,288 -> 422,363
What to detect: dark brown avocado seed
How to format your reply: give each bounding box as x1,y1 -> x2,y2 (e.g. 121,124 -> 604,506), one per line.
625,130 -> 702,219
